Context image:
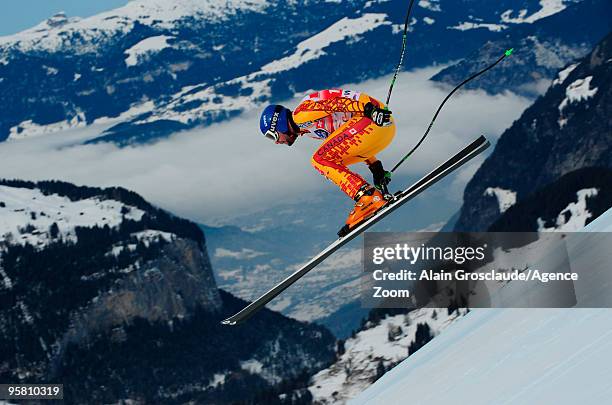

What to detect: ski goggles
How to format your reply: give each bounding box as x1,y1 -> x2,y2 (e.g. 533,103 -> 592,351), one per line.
263,105 -> 284,142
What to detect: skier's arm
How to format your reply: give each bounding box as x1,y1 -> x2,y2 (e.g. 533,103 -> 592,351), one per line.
302,94 -> 392,126
297,94 -> 376,114
293,90 -> 391,126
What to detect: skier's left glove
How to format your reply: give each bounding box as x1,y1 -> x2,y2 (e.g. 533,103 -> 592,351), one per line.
369,160 -> 392,195
363,102 -> 392,127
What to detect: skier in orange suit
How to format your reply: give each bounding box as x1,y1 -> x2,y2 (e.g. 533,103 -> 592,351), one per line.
259,89 -> 395,236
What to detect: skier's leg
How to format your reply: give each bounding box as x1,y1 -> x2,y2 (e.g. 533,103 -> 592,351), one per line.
310,116 -> 395,199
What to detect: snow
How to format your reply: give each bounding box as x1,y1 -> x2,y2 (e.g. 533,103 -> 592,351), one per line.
423,17 -> 435,25
102,231 -> 173,257
240,358 -> 264,374
0,0 -> 270,53
114,0 -> 269,26
353,309 -> 612,405
138,72 -> 272,125
484,187 -> 517,213
537,188 -> 599,232
558,76 -> 598,113
552,63 -> 578,86
0,185 -> 145,248
132,230 -> 175,245
310,308 -> 466,403
18,301 -> 34,324
92,100 -> 156,125
260,14 -> 390,74
124,35 -> 174,67
528,35 -> 582,70
43,66 -> 59,75
142,12 -> 389,126
0,266 -> 13,289
418,0 -> 441,12
206,373 -> 226,389
501,0 -> 568,24
8,112 -> 87,141
353,208 -> 612,405
449,22 -> 508,32
240,358 -> 282,384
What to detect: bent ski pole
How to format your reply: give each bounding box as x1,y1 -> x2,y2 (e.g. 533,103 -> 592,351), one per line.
391,48 -> 514,173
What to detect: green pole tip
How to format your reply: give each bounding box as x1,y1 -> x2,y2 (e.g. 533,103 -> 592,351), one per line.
505,48 -> 514,57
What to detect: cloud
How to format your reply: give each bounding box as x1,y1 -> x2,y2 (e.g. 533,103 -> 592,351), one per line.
214,247 -> 267,260
0,67 -> 531,224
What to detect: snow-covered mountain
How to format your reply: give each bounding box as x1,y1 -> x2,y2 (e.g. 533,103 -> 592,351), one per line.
0,179 -> 335,404
454,29 -> 612,231
489,167 -> 612,232
0,0 -> 596,145
431,0 -> 611,96
308,307 -> 469,404
352,207 -> 612,405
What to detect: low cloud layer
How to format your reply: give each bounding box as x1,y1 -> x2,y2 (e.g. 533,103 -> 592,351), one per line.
0,67 -> 531,224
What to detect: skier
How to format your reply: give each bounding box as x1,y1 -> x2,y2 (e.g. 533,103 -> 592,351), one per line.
259,89 -> 394,235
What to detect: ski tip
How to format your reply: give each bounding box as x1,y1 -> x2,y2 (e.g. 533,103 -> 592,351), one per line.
220,318 -> 237,326
504,48 -> 514,57
478,135 -> 491,149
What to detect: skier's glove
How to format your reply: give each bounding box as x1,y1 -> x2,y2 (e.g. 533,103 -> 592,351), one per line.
363,102 -> 392,127
369,160 -> 392,195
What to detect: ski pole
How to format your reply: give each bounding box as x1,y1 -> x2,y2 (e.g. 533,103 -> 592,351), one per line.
385,0 -> 417,109
390,48 -> 514,173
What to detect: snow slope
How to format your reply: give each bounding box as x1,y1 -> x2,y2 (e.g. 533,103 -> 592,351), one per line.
352,208 -> 612,405
309,308 -> 469,403
0,0 -> 269,53
260,13 -> 390,74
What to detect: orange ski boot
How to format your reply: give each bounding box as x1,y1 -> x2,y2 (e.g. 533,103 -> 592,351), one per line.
338,186 -> 388,237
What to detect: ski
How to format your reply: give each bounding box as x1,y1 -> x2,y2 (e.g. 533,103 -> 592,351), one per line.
221,135 -> 490,325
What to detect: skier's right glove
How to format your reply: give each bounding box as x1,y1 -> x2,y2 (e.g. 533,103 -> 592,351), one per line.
363,102 -> 392,127
369,160 -> 392,195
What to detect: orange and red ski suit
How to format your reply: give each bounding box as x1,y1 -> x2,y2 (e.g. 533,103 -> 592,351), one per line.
292,89 -> 396,199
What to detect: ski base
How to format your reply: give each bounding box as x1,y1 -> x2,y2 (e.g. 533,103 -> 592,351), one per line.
221,135 -> 490,325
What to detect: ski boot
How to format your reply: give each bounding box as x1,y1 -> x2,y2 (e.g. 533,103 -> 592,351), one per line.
337,185 -> 388,237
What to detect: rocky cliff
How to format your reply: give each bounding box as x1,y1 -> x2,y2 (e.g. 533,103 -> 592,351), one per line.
0,179 -> 335,403
454,30 -> 612,231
